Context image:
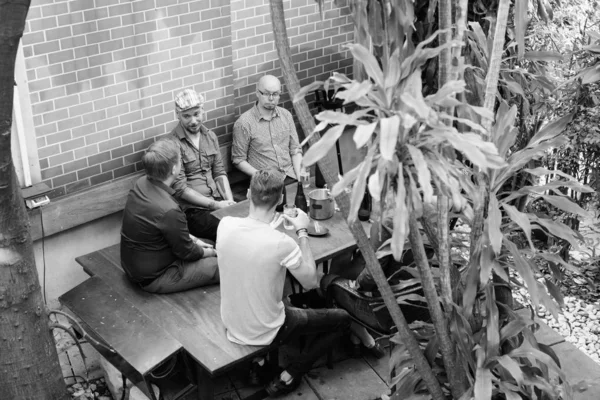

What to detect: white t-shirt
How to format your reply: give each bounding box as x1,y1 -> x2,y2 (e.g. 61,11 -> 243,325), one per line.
217,216 -> 302,346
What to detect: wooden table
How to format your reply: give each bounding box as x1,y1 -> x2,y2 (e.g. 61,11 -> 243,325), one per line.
212,186 -> 370,265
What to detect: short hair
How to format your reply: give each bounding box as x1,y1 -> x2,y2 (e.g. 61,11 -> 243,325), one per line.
142,139 -> 180,181
249,169 -> 285,209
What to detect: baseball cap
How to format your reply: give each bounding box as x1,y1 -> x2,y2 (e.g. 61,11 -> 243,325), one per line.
175,89 -> 204,112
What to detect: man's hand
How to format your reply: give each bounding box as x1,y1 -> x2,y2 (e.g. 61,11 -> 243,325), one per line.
202,248 -> 217,258
215,200 -> 236,209
282,209 -> 310,232
190,235 -> 214,248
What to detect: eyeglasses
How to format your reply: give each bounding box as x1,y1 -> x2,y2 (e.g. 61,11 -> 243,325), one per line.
258,89 -> 281,99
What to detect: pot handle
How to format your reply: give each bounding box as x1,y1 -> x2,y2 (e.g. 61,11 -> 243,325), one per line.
312,204 -> 323,209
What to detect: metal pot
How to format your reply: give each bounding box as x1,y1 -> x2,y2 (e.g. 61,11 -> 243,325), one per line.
308,189 -> 334,220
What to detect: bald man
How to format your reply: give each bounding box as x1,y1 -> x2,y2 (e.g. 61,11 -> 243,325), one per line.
232,75 -> 303,181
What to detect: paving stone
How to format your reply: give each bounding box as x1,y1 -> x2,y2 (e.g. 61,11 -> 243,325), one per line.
305,357 -> 388,400
550,341 -> 600,400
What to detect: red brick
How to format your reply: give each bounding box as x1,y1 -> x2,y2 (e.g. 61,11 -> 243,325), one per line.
111,26 -> 134,40
91,75 -> 116,89
25,54 -> 48,70
42,108 -> 68,125
41,164 -> 63,180
124,151 -> 144,165
109,3 -> 132,17
86,30 -> 110,45
60,35 -> 86,50
152,111 -> 173,125
49,150 -> 74,166
90,171 -> 114,185
114,164 -> 136,179
79,88 -> 104,104
46,130 -> 72,145
134,137 -> 156,152
212,37 -> 229,50
159,37 -> 180,52
35,123 -> 58,137
74,144 -> 99,159
100,39 -> 124,54
98,137 -> 122,152
74,44 -> 100,59
32,100 -> 54,115
36,64 -> 62,80
56,117 -> 82,133
23,46 -> 33,58
34,40 -> 59,56
133,0 -> 154,12
202,28 -> 223,42
167,3 -> 189,17
82,110 -> 107,125
50,72 -> 76,87
117,110 -> 141,125
96,116 -> 123,131
30,16 -> 57,31
57,11 -> 82,26
77,165 -> 101,180
103,82 -> 127,97
100,157 -> 124,173
65,80 -> 89,95
83,129 -> 109,145
60,137 -> 85,152
94,96 -> 117,111
39,158 -> 49,170
22,31 -> 45,46
52,172 -> 77,186
27,5 -> 42,19
88,151 -> 111,166
100,61 -> 124,76
72,123 -> 96,138
63,58 -> 89,73
63,158 -> 88,174
84,8 -> 109,21
39,87 -> 66,101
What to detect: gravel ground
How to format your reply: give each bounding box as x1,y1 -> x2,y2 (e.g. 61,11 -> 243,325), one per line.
513,218 -> 600,364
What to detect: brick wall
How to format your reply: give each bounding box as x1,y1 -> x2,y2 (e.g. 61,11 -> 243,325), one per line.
22,0 -> 354,199
230,0 -> 354,123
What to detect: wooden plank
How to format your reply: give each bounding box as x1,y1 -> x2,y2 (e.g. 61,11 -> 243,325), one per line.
59,276 -> 182,376
305,357 -> 389,400
76,245 -> 271,375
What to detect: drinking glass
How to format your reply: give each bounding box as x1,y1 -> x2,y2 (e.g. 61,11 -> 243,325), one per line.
283,204 -> 297,230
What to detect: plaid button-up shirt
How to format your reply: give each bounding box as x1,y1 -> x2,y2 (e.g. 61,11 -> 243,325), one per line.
169,123 -> 226,211
232,104 -> 302,179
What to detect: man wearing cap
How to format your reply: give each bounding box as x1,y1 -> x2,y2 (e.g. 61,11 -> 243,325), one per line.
169,89 -> 235,242
232,75 -> 304,182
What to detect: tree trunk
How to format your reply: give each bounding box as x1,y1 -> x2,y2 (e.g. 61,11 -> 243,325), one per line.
269,1 -> 446,398
0,1 -> 68,399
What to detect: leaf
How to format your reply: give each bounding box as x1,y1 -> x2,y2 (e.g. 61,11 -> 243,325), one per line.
406,145 -> 433,204
302,125 -> 345,166
335,80 -> 374,104
354,121 -> 378,148
385,48 -> 401,89
345,43 -> 384,87
545,278 -> 565,309
368,169 -> 381,201
440,130 -> 506,170
474,366 -> 493,400
380,115 -> 401,160
530,215 -> 580,249
468,22 -> 490,58
537,281 -> 562,321
496,355 -> 525,385
524,167 -> 579,181
500,318 -> 535,342
347,145 -> 375,224
488,196 -> 503,254
293,80 -> 323,103
425,80 -> 467,106
528,113 -> 574,147
504,238 -> 539,309
524,51 -> 563,62
392,164 -> 409,261
331,163 -> 362,197
540,195 -> 590,217
485,284 -> 500,359
503,78 -> 525,97
502,203 -> 534,250
315,110 -> 357,125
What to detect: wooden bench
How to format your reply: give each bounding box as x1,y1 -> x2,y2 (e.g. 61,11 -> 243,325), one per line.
61,244 -> 275,400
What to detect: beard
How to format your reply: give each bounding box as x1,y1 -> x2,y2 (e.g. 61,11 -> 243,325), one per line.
184,123 -> 201,134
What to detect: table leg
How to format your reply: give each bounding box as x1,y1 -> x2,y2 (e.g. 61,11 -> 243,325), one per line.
322,260 -> 330,274
195,363 -> 214,400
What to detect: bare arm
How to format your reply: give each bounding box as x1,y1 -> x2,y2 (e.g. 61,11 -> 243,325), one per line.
215,175 -> 234,202
291,152 -> 303,181
290,235 -> 319,290
234,160 -> 258,177
181,188 -> 217,210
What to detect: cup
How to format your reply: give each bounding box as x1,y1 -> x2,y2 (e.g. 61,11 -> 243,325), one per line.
283,204 -> 297,230
300,170 -> 310,188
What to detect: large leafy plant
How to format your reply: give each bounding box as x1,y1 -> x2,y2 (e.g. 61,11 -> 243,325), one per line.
294,0 -> 592,398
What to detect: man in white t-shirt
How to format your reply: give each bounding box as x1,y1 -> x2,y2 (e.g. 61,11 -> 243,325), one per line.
217,169 -> 350,397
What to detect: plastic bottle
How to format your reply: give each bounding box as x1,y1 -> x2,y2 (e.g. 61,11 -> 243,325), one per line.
294,181 -> 308,213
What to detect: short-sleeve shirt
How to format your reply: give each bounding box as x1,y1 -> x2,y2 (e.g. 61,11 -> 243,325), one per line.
232,104 -> 302,179
217,216 -> 302,345
169,123 -> 226,212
